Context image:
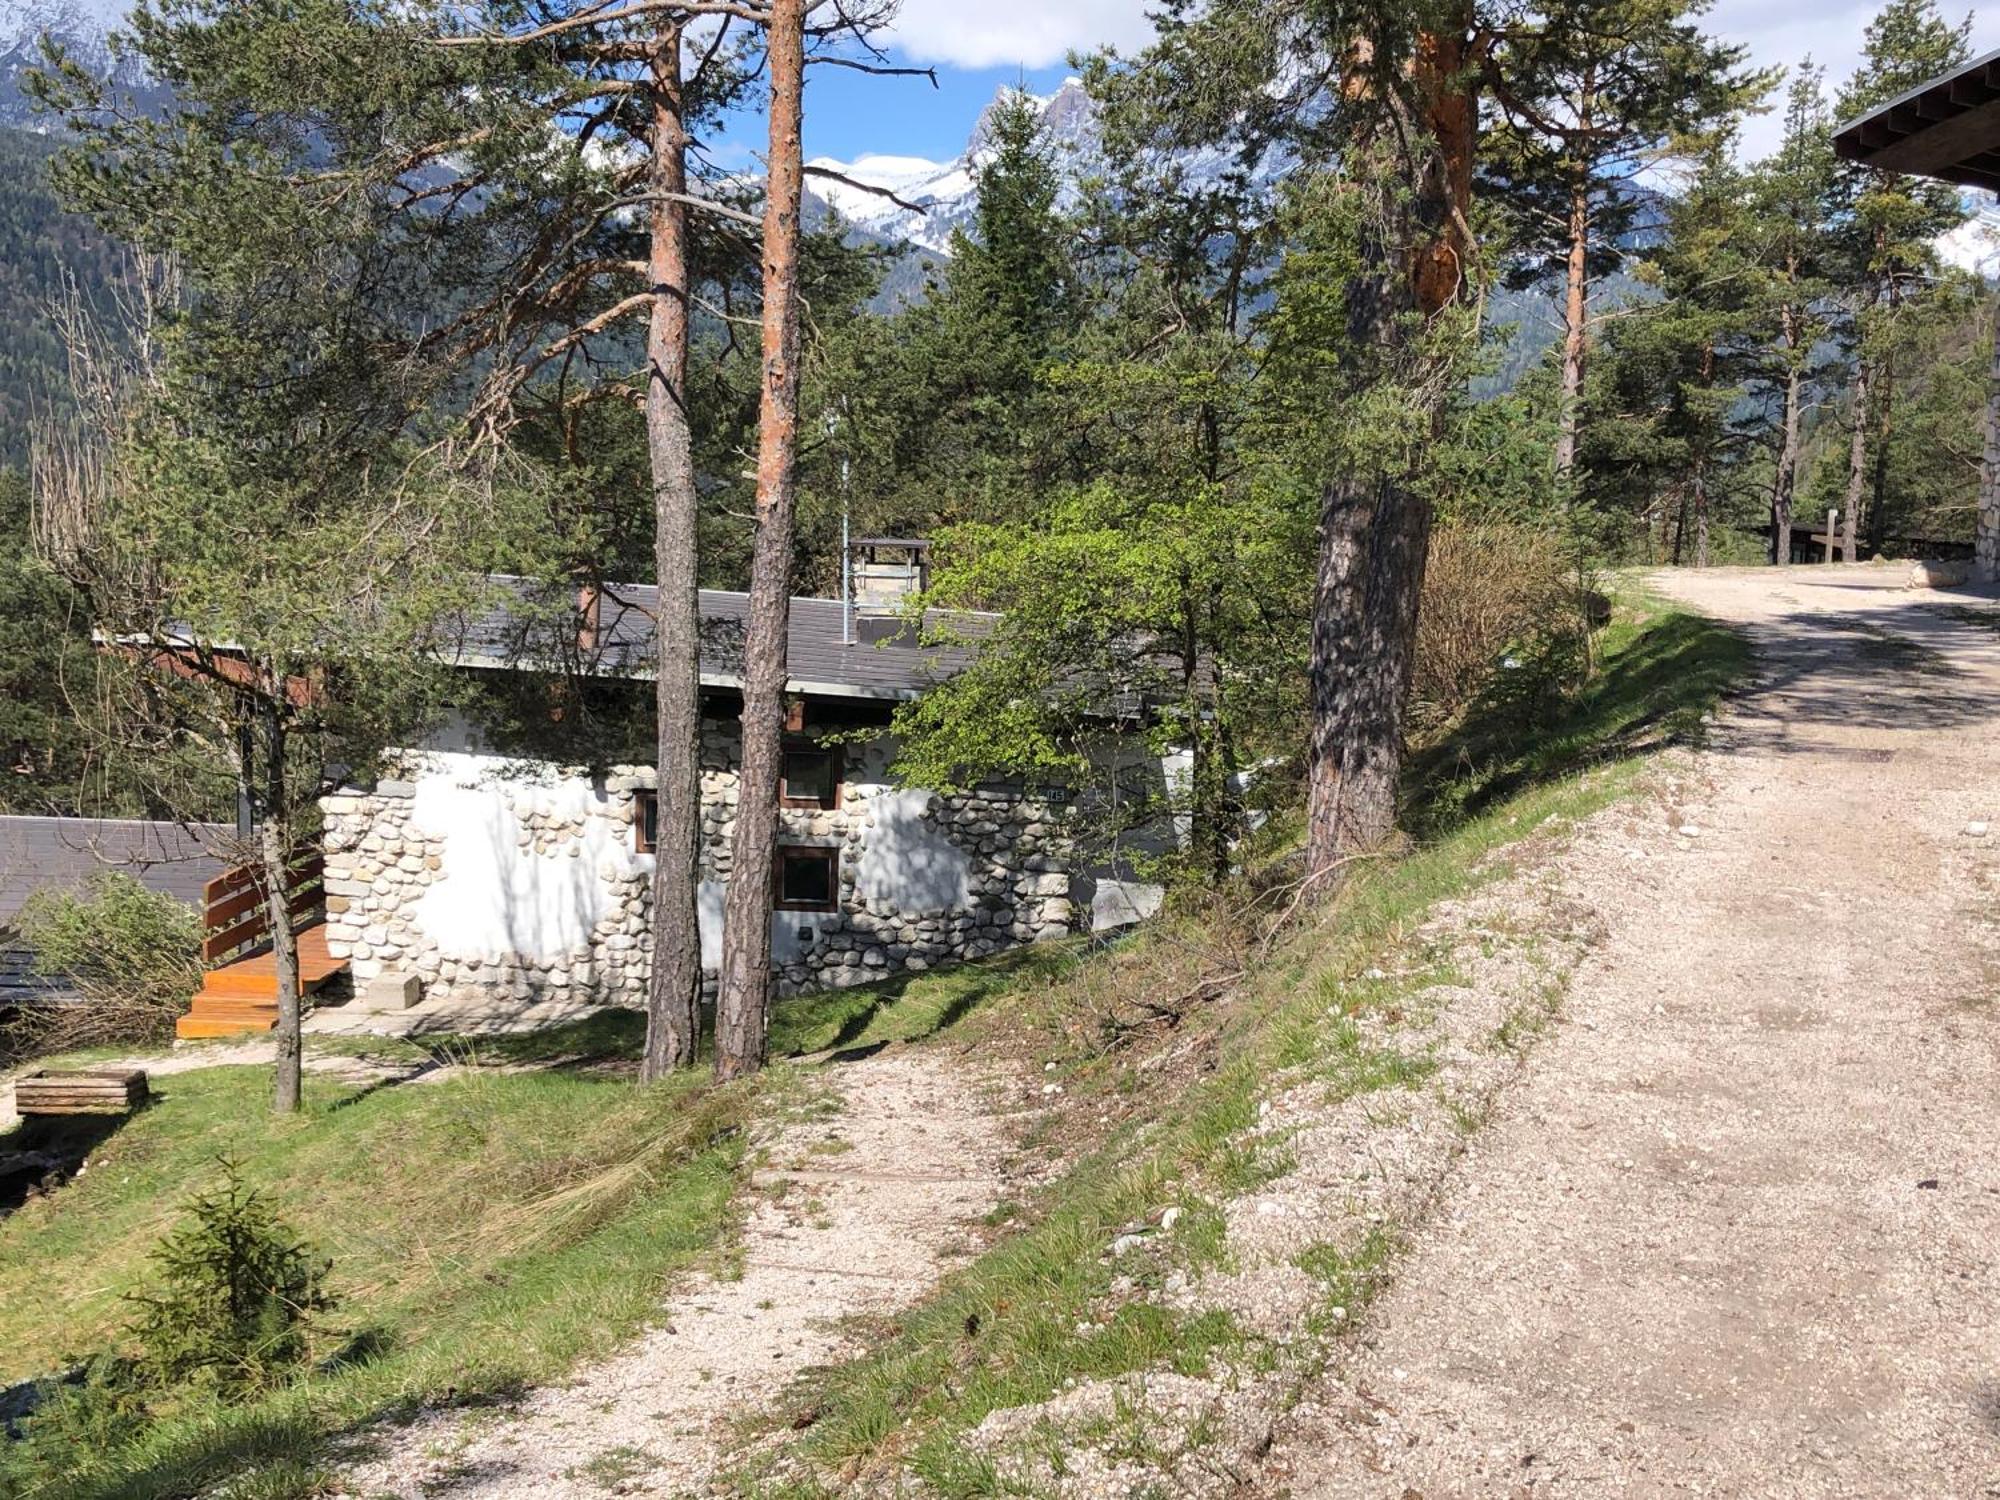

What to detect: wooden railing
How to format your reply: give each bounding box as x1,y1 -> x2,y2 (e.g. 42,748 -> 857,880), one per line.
202,850 -> 327,967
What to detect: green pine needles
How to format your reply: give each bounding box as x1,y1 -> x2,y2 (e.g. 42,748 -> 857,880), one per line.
124,1157 -> 337,1396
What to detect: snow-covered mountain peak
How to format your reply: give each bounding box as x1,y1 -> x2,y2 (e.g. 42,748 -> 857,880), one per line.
808,78 -> 1103,256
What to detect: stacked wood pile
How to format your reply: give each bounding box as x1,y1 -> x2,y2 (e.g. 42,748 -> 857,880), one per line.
12,1068 -> 149,1116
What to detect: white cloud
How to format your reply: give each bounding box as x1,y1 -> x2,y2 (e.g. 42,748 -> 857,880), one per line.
882,0 -> 1154,70
1708,0 -> 2000,161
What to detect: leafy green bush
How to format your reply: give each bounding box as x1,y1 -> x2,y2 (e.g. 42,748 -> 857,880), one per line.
126,1159 -> 337,1396
12,869 -> 204,1053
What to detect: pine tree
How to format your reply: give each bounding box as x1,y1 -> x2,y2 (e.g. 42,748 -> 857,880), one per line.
1483,0 -> 1770,484
1745,63 -> 1839,564
1830,0 -> 1973,555
1589,143 -> 1764,567
1091,1 -> 1483,887
713,0 -> 807,1081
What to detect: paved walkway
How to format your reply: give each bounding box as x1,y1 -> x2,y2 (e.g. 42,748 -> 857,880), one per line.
1279,568 -> 2000,1497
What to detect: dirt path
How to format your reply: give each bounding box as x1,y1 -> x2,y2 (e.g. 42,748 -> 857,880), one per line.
1275,569 -> 2000,1497
336,1047 -> 1008,1499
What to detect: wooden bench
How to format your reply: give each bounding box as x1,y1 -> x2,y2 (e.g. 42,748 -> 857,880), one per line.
13,1069 -> 149,1116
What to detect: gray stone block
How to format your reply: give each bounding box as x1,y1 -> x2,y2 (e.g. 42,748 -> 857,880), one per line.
359,972 -> 423,1012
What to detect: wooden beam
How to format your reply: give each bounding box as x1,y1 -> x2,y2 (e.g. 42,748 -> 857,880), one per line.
1856,94 -> 2000,177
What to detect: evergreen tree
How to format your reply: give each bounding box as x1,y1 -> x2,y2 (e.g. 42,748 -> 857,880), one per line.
894,86 -> 1299,884
1482,0 -> 1770,483
1087,2 -> 1482,888
1745,63 -> 1839,563
1830,0 -> 1973,555
1588,143 -> 1764,567
823,89 -> 1082,541
31,2 -> 513,1110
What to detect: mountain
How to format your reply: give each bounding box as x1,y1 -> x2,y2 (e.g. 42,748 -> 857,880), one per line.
806,77 -> 1102,258
1939,194 -> 2000,277
0,0 -> 145,128
0,125 -> 124,468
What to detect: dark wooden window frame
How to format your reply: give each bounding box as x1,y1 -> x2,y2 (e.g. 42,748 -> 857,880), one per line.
634,789 -> 658,853
774,844 -> 840,912
779,740 -> 843,810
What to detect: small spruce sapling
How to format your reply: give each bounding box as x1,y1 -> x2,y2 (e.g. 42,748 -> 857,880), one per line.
124,1158 -> 336,1395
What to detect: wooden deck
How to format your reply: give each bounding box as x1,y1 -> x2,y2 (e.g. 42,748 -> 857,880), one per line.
175,923 -> 349,1039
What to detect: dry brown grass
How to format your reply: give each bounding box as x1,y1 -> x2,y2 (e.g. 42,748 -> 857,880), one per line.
1412,522 -> 1580,735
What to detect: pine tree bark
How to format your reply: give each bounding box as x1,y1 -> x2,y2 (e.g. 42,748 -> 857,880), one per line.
263,698 -> 302,1115
641,20 -> 703,1082
1303,19 -> 1470,886
714,0 -> 805,1081
1867,350 -> 1895,556
1843,360 -> 1870,565
1693,342 -> 1713,568
1553,172 -> 1590,483
1771,294 -> 1801,566
1693,459 -> 1710,569
1979,294 -> 2000,583
1866,259 -> 1901,557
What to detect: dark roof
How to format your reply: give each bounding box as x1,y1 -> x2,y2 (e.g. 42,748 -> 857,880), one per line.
0,817 -> 232,929
453,579 -> 995,703
1834,48 -> 2000,192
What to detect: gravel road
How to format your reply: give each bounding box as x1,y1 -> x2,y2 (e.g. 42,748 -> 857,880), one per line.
1274,568 -> 2000,1497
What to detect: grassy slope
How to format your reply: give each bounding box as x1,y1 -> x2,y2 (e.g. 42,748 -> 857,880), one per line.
2,1060 -> 751,1498
731,590 -> 1753,1493
0,589 -> 1750,1499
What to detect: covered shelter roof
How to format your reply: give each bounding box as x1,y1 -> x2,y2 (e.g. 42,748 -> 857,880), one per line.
1833,47 -> 2000,192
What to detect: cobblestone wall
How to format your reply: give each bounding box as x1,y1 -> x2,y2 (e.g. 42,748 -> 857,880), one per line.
320,723 -> 1074,1009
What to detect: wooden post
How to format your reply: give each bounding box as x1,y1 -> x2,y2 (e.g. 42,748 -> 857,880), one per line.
1823,509 -> 1837,565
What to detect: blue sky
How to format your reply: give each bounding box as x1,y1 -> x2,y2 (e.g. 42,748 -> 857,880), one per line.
800,60 -> 1078,164
732,0 -> 1999,171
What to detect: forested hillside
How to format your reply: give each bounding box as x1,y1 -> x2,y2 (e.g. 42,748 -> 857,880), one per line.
0,125 -> 121,466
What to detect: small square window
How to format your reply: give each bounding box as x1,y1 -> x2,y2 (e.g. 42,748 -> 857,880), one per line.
775,846 -> 839,911
780,744 -> 841,810
634,790 -> 658,853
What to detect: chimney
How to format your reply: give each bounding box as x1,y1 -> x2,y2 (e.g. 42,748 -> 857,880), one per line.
849,539 -> 929,613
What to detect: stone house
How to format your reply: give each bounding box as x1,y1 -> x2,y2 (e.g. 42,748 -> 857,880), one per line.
318,576 -> 1153,1012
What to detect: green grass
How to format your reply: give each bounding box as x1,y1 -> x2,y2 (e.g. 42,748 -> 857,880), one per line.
4,589 -> 1751,1500
0,1060 -> 751,1498
725,589 -> 1752,1488
1408,589 -> 1752,840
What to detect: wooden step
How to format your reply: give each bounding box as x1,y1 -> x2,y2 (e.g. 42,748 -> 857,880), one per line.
176,923 -> 350,1036
177,1015 -> 278,1039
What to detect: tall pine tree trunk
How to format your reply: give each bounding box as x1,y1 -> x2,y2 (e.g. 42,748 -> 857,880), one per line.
262,698 -> 302,1115
1553,174 -> 1590,483
1843,360 -> 1870,564
1771,296 -> 1801,566
715,0 -> 805,1080
1304,19 -> 1469,885
1866,263 -> 1901,557
1867,351 -> 1895,556
1693,457 -> 1710,568
1979,294 -> 2000,583
641,21 -> 703,1081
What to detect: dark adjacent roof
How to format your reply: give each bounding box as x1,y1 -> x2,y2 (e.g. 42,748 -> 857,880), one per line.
0,817 -> 232,929
452,579 -> 996,703
1834,47 -> 2000,192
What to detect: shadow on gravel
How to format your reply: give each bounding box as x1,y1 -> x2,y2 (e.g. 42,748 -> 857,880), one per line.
1717,596 -> 2000,750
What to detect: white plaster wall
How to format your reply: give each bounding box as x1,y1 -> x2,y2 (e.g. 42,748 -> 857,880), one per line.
405,751 -> 651,965
856,788 -> 972,916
